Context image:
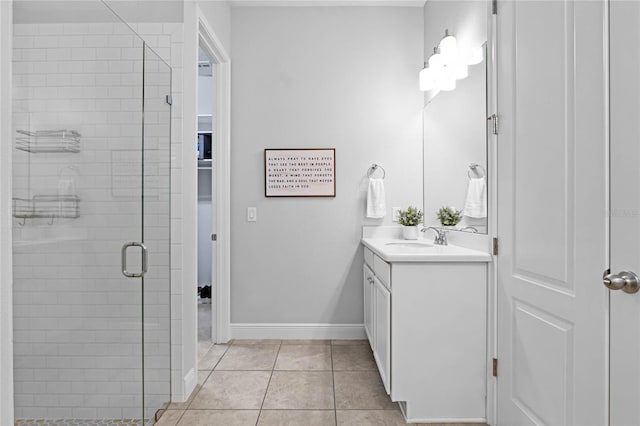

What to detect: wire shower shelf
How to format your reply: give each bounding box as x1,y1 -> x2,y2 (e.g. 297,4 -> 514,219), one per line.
13,195 -> 80,221
16,129 -> 81,153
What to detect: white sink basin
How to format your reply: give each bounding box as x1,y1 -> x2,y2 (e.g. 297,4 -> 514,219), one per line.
385,242 -> 433,249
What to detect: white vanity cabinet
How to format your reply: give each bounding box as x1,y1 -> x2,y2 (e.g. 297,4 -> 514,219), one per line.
363,264 -> 374,343
363,262 -> 391,394
362,244 -> 488,423
373,274 -> 391,393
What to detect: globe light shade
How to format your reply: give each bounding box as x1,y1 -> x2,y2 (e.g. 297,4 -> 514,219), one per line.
467,46 -> 484,65
454,59 -> 469,80
439,74 -> 456,91
419,67 -> 435,91
439,33 -> 458,62
428,51 -> 444,77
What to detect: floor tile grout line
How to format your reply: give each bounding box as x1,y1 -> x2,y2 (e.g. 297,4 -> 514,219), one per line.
331,343 -> 338,426
208,342 -> 231,372
255,343 -> 281,426
184,342 -> 232,411
171,406 -> 188,426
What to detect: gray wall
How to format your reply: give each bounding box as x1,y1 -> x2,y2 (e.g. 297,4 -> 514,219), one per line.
230,7 -> 424,324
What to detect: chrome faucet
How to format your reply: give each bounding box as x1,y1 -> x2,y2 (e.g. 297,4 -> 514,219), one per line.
422,226 -> 448,245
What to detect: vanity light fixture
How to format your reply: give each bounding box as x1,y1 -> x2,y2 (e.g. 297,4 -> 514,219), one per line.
419,62 -> 435,91
428,47 -> 444,77
438,29 -> 458,63
439,73 -> 456,91
420,29 -> 478,93
453,58 -> 469,80
466,46 -> 485,65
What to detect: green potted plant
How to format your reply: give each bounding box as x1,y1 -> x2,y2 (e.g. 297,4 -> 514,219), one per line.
436,206 -> 462,227
398,206 -> 424,240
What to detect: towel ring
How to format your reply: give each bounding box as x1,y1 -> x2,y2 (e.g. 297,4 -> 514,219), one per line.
367,164 -> 386,179
468,163 -> 486,179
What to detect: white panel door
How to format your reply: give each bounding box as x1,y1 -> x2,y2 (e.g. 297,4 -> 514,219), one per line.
496,1 -> 608,425
610,1 -> 640,424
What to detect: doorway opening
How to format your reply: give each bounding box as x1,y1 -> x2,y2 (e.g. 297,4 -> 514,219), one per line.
193,9 -> 232,362
197,46 -> 216,346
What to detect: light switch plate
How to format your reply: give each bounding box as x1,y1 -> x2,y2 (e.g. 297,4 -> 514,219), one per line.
392,207 -> 401,222
247,207 -> 257,222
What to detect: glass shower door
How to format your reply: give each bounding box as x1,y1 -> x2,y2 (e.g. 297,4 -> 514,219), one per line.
141,44 -> 172,423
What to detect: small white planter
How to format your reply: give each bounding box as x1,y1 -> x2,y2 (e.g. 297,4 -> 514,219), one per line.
402,225 -> 419,240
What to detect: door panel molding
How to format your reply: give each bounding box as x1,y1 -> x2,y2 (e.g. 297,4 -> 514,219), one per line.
512,0 -> 575,291
512,299 -> 574,426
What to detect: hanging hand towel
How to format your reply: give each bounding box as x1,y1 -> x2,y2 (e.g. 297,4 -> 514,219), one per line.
462,177 -> 487,218
367,178 -> 386,219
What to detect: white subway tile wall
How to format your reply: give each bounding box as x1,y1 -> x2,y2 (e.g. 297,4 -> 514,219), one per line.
12,20 -> 183,422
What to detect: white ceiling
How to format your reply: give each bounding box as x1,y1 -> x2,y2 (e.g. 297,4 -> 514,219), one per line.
227,0 -> 426,7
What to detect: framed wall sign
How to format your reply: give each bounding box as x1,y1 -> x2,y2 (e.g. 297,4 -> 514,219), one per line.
264,148 -> 336,197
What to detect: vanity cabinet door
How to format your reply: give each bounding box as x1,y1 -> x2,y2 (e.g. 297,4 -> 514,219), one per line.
363,265 -> 375,347
373,276 -> 391,395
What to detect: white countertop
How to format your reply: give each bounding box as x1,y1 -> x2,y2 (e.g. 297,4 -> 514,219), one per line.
361,238 -> 492,263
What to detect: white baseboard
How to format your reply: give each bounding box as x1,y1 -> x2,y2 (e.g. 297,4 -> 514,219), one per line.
398,403 -> 486,424
183,368 -> 196,401
230,323 -> 365,340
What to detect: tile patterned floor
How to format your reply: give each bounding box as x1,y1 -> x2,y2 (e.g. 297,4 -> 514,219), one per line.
15,339 -> 488,426
15,420 -> 144,426
159,339 -> 488,426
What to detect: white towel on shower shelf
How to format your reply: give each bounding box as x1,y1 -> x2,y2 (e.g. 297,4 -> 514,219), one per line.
462,177 -> 487,218
366,178 -> 386,219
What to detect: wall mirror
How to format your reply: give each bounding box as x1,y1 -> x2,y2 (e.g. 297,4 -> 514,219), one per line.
423,43 -> 488,234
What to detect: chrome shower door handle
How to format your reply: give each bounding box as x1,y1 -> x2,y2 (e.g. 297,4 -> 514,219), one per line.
121,242 -> 148,278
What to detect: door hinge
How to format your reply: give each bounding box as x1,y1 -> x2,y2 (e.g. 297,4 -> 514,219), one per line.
492,358 -> 498,376
488,114 -> 499,135
211,234 -> 217,241
492,0 -> 498,15
165,95 -> 173,105
493,237 -> 499,255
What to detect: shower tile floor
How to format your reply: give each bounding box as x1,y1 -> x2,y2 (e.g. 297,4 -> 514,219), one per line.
157,339 -> 489,426
15,420 -> 144,426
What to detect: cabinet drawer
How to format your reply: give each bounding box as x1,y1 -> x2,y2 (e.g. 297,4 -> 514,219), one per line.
364,246 -> 375,269
373,254 -> 391,288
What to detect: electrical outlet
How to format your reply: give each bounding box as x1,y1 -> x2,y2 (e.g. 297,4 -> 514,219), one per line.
392,207 -> 401,222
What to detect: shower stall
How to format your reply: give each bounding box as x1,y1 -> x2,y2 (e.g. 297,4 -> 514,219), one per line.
11,1 -> 172,424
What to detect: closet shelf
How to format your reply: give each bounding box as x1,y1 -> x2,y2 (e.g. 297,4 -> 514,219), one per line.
198,159 -> 212,169
16,129 -> 81,153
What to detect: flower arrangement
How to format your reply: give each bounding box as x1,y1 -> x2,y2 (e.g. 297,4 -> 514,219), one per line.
398,206 -> 424,227
436,206 -> 462,226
